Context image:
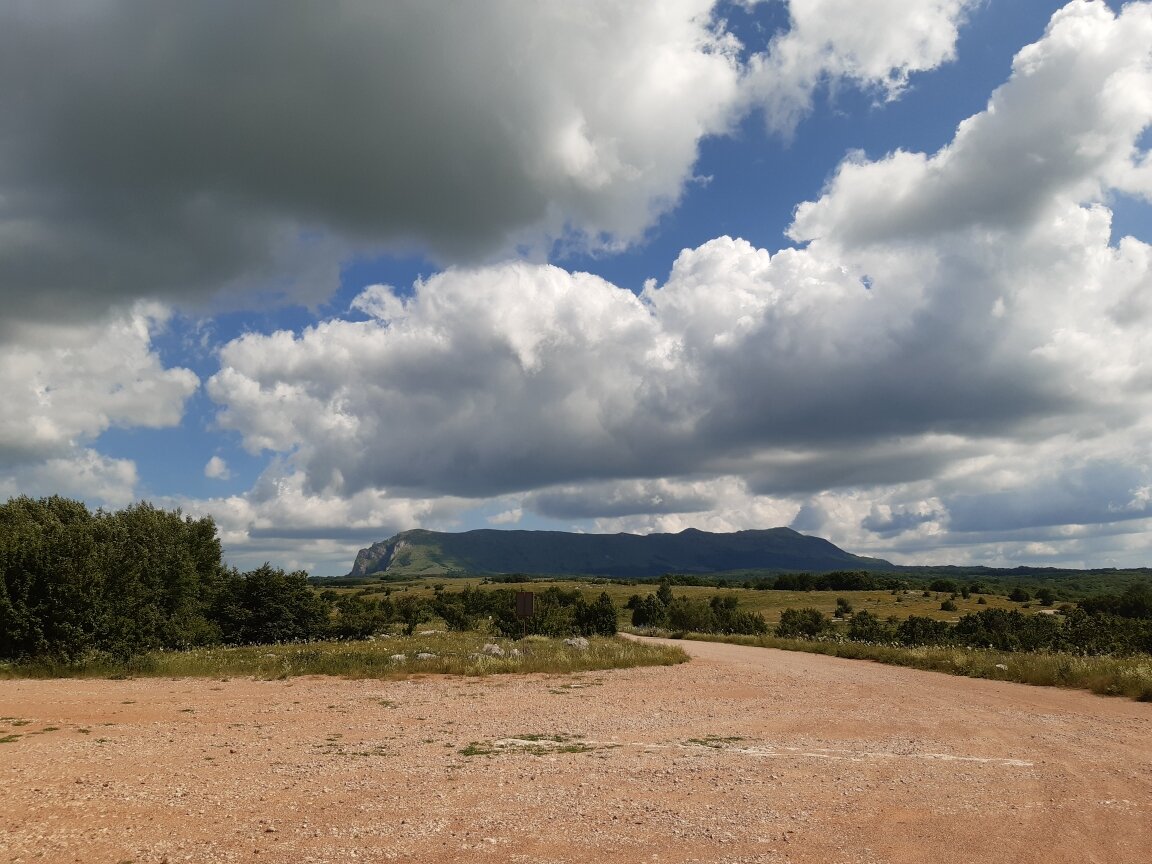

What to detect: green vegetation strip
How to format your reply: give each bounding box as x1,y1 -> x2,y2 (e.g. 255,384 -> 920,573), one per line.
670,633 -> 1152,701
0,634 -> 688,681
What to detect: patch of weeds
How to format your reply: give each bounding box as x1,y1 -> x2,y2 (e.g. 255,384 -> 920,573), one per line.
179,708 -> 195,713
76,727 -> 91,734
507,733 -> 592,755
686,735 -> 745,749
8,719 -> 31,727
377,699 -> 398,709
318,739 -> 389,757
553,742 -> 597,753
0,734 -> 21,743
549,677 -> 606,695
120,700 -> 136,705
462,733 -> 602,756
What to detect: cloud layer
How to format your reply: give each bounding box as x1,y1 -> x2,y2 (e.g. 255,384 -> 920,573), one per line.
0,305 -> 198,507
202,1 -> 1152,569
0,0 -> 747,326
4,2 -> 1152,573
0,0 -> 984,333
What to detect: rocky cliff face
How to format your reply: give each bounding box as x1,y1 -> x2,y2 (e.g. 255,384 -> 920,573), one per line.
349,538 -> 403,578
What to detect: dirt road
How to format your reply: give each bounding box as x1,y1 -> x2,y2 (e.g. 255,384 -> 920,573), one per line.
2,637 -> 1150,863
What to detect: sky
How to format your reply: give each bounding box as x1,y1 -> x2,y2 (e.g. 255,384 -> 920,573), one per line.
2,0 -> 1152,575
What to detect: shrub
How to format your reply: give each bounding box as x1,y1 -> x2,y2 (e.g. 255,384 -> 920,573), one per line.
847,609 -> 892,642
577,592 -> 619,637
214,564 -> 330,645
895,615 -> 949,646
665,597 -> 716,633
630,594 -> 667,628
775,608 -> 831,639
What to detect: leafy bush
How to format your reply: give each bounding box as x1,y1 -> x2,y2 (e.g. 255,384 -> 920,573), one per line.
1,496 -> 223,660
895,615 -> 949,646
847,609 -> 892,642
775,608 -> 831,639
212,564 -> 330,645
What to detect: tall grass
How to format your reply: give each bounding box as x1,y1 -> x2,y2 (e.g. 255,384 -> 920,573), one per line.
0,634 -> 688,681
665,632 -> 1152,701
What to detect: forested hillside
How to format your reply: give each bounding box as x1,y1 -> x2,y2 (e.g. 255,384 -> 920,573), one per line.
349,527 -> 894,578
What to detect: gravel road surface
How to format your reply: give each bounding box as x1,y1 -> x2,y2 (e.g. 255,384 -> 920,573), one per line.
2,636 -> 1150,863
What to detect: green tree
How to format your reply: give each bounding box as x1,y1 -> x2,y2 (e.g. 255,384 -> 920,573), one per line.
393,594 -> 431,636
577,592 -> 619,636
895,615 -> 950,645
847,609 -> 891,642
328,594 -> 392,639
631,594 -> 667,628
775,608 -> 830,639
214,564 -> 330,645
665,597 -> 715,633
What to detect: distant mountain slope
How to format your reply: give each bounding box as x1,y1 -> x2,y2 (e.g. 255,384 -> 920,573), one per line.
347,527 -> 892,578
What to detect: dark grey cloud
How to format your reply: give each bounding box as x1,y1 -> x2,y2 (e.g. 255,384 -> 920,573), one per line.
745,446 -> 957,497
525,482 -> 716,520
861,507 -> 941,538
246,525 -> 397,543
944,461 -> 1152,533
0,1 -> 740,328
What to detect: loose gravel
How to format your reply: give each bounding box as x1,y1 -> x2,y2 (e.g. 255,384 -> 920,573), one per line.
2,636 -> 1150,863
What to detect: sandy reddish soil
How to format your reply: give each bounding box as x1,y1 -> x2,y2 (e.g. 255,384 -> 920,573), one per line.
2,636 -> 1150,864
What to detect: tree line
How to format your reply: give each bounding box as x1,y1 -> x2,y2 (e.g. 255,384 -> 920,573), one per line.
775,585 -> 1152,656
0,496 -> 620,662
627,577 -> 769,635
0,496 -> 327,661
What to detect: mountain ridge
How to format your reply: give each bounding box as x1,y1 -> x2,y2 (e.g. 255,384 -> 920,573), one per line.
348,527 -> 893,578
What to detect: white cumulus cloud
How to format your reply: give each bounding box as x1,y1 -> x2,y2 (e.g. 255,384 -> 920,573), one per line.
0,304 -> 198,470
745,0 -> 978,133
204,2 -> 1152,568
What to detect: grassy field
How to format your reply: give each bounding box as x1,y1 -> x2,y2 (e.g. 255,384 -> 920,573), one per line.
341,576 -> 1036,626
0,634 -> 689,681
